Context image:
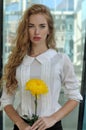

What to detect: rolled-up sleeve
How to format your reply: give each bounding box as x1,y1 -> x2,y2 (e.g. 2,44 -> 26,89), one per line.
62,54 -> 83,101
1,86 -> 15,108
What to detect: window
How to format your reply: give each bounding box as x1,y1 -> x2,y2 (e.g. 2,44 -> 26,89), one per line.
2,1 -> 86,130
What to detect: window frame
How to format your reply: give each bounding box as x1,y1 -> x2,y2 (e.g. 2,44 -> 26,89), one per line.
0,0 -> 3,130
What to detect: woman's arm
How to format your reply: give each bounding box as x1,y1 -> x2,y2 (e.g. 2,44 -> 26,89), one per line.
4,105 -> 31,130
31,99 -> 78,130
51,99 -> 78,121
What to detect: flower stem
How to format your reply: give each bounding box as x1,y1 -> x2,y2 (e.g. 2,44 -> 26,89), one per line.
35,95 -> 37,115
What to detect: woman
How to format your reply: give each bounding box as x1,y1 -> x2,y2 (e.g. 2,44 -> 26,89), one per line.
1,4 -> 82,130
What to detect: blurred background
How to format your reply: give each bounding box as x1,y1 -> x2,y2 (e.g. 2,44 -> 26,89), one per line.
0,0 -> 86,130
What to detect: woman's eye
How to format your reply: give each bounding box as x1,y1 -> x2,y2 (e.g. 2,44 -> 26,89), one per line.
40,25 -> 46,28
28,25 -> 34,28
28,24 -> 46,28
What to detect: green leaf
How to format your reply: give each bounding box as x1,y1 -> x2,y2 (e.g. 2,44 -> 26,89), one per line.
24,114 -> 39,126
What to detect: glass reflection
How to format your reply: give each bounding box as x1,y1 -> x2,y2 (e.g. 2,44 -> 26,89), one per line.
2,0 -> 86,130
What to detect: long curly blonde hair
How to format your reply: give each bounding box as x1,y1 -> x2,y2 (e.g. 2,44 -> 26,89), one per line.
4,4 -> 56,94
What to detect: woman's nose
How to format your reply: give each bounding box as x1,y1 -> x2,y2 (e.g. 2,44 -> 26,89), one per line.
35,27 -> 40,34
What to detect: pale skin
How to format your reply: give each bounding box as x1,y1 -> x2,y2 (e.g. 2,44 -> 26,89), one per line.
27,13 -> 49,56
4,14 -> 79,130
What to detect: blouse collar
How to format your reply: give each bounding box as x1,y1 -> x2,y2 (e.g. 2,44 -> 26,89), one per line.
22,49 -> 57,65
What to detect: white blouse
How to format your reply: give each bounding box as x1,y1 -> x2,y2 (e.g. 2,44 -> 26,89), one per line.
1,49 -> 82,119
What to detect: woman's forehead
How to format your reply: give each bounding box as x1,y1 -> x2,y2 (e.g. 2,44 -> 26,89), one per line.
28,14 -> 48,23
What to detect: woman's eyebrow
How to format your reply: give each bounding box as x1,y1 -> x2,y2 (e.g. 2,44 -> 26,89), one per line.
28,23 -> 47,25
40,23 -> 47,25
28,23 -> 34,25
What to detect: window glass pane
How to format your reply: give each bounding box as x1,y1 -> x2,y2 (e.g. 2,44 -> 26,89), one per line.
2,0 -> 86,130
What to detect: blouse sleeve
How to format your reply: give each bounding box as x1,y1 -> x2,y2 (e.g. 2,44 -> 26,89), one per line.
1,86 -> 15,108
62,54 -> 83,102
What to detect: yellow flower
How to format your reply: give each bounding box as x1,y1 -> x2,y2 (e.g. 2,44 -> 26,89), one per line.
25,79 -> 48,125
25,78 -> 48,96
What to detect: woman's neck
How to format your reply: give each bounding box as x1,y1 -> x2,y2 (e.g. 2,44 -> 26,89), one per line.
29,45 -> 48,57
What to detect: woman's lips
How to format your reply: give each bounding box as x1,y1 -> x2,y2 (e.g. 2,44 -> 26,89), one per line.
33,36 -> 41,41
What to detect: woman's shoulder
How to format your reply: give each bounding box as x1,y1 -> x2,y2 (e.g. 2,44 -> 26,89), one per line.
51,51 -> 72,66
54,51 -> 69,59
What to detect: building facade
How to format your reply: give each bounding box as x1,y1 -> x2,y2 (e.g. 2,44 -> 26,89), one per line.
0,0 -> 86,130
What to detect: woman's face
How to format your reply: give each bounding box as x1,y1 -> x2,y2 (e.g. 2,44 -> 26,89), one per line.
28,14 -> 49,46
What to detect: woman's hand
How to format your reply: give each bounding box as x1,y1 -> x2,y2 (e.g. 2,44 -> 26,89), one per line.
17,121 -> 31,130
31,115 -> 57,130
24,125 -> 32,130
